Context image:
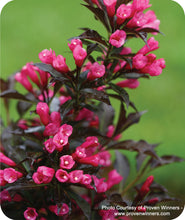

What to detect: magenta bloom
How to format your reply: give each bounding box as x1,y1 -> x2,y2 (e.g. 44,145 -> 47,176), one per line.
24,207 -> 38,220
55,169 -> 69,183
72,146 -> 86,160
15,72 -> 33,92
107,169 -> 123,189
3,168 -> 23,184
52,55 -> 69,73
103,0 -> 117,17
81,174 -> 92,186
53,132 -> 69,152
92,176 -> 108,193
133,54 -> 148,69
44,123 -> 59,137
60,155 -> 75,169
59,124 -> 73,137
132,0 -> 151,13
69,170 -> 83,183
0,170 -> 7,186
142,58 -> 165,76
68,39 -> 83,52
98,151 -> 111,167
109,30 -> 126,48
36,102 -> 50,126
87,62 -> 105,81
44,138 -> 56,153
49,112 -> 62,126
0,152 -> 16,167
49,203 -> 69,216
79,154 -> 100,167
32,166 -> 55,184
137,37 -> 159,55
81,136 -> 99,149
116,4 -> 132,25
73,45 -> 87,67
39,48 -> 56,64
0,189 -> 11,203
117,79 -> 140,89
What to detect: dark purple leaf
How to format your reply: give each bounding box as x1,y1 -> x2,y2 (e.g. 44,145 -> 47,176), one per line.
136,27 -> 163,34
118,72 -> 149,79
0,90 -> 34,102
114,151 -> 130,186
114,102 -> 126,135
60,99 -> 74,120
109,193 -> 128,206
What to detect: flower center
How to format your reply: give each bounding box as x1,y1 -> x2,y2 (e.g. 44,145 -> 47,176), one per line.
74,177 -> 78,181
64,161 -> 69,165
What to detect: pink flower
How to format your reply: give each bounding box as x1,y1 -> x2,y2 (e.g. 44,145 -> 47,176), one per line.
44,138 -> 56,153
21,63 -> 40,87
109,30 -> 126,48
24,207 -> 38,220
81,174 -> 92,185
106,125 -> 122,140
52,55 -> 69,73
72,146 -> 86,160
39,48 -> 56,64
137,37 -> 159,55
133,54 -> 148,69
87,62 -> 105,81
99,209 -> 119,220
3,168 -> 23,184
53,133 -> 69,152
81,136 -> 99,149
79,154 -> 100,167
116,79 -> 140,89
55,169 -> 69,183
107,169 -> 123,189
142,10 -> 160,30
98,151 -> 111,167
12,193 -> 23,202
92,176 -> 108,193
103,0 -> 117,17
68,39 -> 83,52
44,123 -> 59,137
116,4 -> 132,25
0,152 -> 16,167
73,45 -> 87,67
69,170 -> 83,183
139,175 -> 154,197
132,0 -> 151,13
49,203 -> 69,216
59,95 -> 71,105
60,155 -> 75,169
59,124 -> 73,137
0,189 -> 11,204
36,102 -> 50,126
0,170 -> 7,186
32,166 -> 55,184
36,68 -> 50,87
15,72 -> 33,92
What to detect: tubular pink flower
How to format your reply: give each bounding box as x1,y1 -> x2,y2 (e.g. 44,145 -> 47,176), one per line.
53,132 -> 68,151
39,48 -> 56,64
36,68 -> 50,87
44,138 -> 56,153
68,39 -> 83,52
59,124 -> 73,137
0,189 -> 11,204
0,170 -> 7,186
55,169 -> 69,183
133,54 -> 148,69
69,170 -> 83,183
44,123 -> 59,137
109,30 -> 126,48
59,95 -> 71,105
116,4 -> 132,25
72,146 -> 86,160
15,72 -> 33,92
12,193 -> 23,202
18,119 -> 28,130
116,79 -> 140,89
52,55 -> 69,73
36,102 -> 50,126
80,136 -> 99,149
3,168 -> 23,184
49,112 -> 62,126
79,154 -> 100,167
49,203 -> 69,216
0,152 -> 16,167
137,37 -> 159,55
141,10 -> 160,31
132,0 -> 151,13
99,209 -> 119,220
107,169 -> 123,189
24,207 -> 38,220
139,175 -> 154,197
33,166 -> 55,184
87,62 -> 105,81
98,151 -> 111,167
73,45 -> 87,67
92,176 -> 108,193
103,0 -> 117,17
60,155 -> 75,169
81,174 -> 92,185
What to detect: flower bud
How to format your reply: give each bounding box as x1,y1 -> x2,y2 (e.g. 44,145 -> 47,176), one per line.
107,169 -> 123,189
116,4 -> 132,25
15,72 -> 33,92
87,62 -> 105,81
36,102 -> 50,126
116,79 -> 140,89
103,0 -> 117,17
68,39 -> 82,52
0,152 -> 16,167
39,48 -> 56,64
73,45 -> 87,67
53,55 -> 69,73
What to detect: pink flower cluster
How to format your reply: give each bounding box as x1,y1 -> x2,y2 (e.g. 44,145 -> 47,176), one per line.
0,168 -> 23,186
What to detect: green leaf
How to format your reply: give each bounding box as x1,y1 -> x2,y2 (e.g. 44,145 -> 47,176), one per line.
109,83 -> 129,108
66,188 -> 91,220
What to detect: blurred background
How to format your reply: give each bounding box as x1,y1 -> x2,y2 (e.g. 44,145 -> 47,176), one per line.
1,0 -> 185,200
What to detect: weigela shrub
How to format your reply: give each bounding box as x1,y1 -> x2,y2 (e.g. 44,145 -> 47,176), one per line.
0,0 -> 183,219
